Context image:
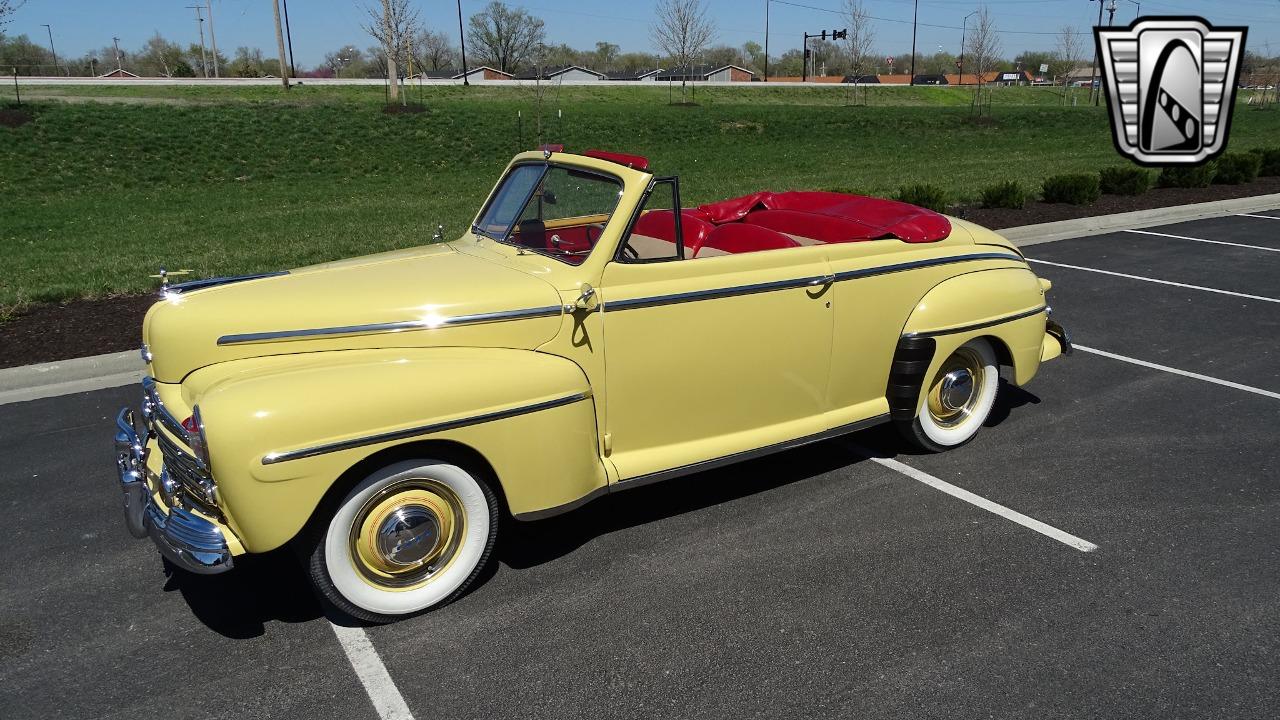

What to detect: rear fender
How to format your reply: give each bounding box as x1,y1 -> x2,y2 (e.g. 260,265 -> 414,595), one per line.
187,348 -> 602,553
901,267 -> 1049,389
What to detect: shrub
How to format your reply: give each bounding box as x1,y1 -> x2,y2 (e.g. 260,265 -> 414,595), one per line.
1042,173 -> 1101,205
978,180 -> 1027,209
894,183 -> 949,212
1157,162 -> 1217,188
1098,166 -> 1151,195
1249,147 -> 1280,176
1213,152 -> 1261,184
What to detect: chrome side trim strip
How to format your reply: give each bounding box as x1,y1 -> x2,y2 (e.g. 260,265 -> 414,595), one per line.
217,305 -> 564,346
612,413 -> 891,493
903,305 -> 1048,338
605,274 -> 828,311
832,252 -> 1023,282
261,392 -> 590,465
166,271 -> 289,295
604,252 -> 1022,312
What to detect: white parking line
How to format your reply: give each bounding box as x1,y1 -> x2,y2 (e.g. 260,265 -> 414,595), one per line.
1237,213 -> 1280,220
330,622 -> 416,720
1074,345 -> 1280,400
1125,228 -> 1280,253
1027,258 -> 1280,304
851,447 -> 1099,553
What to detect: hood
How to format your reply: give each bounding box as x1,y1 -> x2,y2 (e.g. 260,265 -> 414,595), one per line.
144,244 -> 566,382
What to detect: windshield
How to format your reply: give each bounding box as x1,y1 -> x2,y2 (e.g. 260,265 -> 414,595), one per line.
474,163 -> 624,266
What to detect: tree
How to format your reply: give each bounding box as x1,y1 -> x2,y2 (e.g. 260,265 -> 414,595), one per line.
1054,25 -> 1085,105
594,41 -> 619,70
615,51 -> 660,74
136,34 -> 191,78
965,5 -> 1001,114
843,0 -> 875,104
741,40 -> 764,73
651,0 -> 715,101
187,44 -> 228,79
467,1 -> 546,73
0,0 -> 25,30
324,44 -> 366,77
414,29 -> 455,71
363,0 -> 420,102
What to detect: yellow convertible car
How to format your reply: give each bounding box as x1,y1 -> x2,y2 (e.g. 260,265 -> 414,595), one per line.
114,148 -> 1070,622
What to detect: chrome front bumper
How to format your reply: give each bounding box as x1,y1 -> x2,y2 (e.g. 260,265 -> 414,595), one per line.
1046,318 -> 1073,356
114,408 -> 234,574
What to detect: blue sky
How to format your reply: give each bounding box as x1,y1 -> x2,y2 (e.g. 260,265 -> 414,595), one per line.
7,0 -> 1279,67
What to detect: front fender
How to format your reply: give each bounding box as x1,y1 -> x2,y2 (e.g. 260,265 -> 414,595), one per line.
186,348 -> 602,553
902,267 -> 1049,387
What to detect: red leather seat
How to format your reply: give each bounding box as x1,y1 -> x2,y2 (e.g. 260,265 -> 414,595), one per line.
695,223 -> 799,257
744,209 -> 881,243
696,192 -> 774,224
632,209 -> 714,250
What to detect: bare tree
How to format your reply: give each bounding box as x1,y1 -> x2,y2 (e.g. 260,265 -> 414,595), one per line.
1054,25 -> 1085,106
467,1 -> 546,73
0,0 -> 25,30
843,0 -> 875,105
414,29 -> 455,71
965,4 -> 1001,114
651,0 -> 716,102
363,0 -> 420,102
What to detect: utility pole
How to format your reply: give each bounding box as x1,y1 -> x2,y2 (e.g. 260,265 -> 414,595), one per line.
206,0 -> 220,77
187,6 -> 209,78
271,0 -> 291,89
457,0 -> 469,86
282,0 -> 297,78
763,0 -> 769,82
40,24 -> 62,76
112,37 -> 123,73
1088,0 -> 1105,105
909,0 -> 919,85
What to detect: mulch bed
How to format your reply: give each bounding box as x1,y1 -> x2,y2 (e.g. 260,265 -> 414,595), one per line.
3,180 -> 1278,370
959,175 -> 1280,229
0,106 -> 34,128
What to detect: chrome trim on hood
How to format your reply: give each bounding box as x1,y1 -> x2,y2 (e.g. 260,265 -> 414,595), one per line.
164,271 -> 290,296
216,305 -> 565,346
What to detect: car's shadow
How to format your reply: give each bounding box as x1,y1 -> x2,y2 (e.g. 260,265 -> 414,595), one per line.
166,383 -> 1036,637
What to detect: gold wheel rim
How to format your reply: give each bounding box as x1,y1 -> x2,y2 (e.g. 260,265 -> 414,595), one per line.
926,347 -> 986,429
348,479 -> 467,591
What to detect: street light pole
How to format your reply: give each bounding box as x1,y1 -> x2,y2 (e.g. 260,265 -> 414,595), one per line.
909,0 -> 919,85
960,11 -> 976,86
40,24 -> 62,76
457,0 -> 469,86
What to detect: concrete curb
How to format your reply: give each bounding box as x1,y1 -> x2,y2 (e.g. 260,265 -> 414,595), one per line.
0,351 -> 143,406
1,194 -> 1277,404
1001,193 -> 1280,246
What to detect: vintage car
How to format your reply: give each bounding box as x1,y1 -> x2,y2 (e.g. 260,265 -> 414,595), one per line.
114,148 -> 1070,622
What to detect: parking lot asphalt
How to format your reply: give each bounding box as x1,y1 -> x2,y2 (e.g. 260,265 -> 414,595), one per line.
2,212 -> 1277,719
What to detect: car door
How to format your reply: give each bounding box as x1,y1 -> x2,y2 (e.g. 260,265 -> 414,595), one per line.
598,189 -> 835,482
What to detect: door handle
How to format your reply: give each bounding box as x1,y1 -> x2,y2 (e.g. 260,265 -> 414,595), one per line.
807,274 -> 836,287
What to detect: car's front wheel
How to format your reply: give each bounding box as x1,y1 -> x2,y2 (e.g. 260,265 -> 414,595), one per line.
306,459 -> 499,624
898,338 -> 1000,453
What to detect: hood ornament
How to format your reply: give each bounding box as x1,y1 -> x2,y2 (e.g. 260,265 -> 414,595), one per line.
150,267 -> 193,293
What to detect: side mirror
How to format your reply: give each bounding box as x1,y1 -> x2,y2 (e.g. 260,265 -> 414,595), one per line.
572,284 -> 597,311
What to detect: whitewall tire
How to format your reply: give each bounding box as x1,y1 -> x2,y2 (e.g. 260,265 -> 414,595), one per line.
901,338 -> 1000,452
306,459 -> 499,623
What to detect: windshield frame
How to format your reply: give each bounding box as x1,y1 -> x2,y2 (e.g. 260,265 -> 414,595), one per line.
472,160 -> 628,264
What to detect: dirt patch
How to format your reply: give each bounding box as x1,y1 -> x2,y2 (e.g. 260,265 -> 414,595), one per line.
382,103 -> 428,114
958,174 -> 1280,229
0,107 -> 34,128
0,295 -> 157,369
720,120 -> 764,134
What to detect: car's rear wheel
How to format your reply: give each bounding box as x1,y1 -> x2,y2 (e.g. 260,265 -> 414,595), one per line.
899,338 -> 1000,453
306,459 -> 499,624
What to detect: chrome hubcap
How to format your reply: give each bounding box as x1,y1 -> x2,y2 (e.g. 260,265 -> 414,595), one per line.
939,369 -> 975,412
375,506 -> 441,567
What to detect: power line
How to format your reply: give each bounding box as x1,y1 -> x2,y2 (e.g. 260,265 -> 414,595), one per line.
770,0 -> 1097,34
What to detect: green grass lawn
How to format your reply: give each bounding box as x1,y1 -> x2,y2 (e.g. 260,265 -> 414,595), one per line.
3,84 -> 1279,311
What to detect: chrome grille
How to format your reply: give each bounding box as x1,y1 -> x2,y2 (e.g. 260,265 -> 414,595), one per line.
153,428 -> 220,517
